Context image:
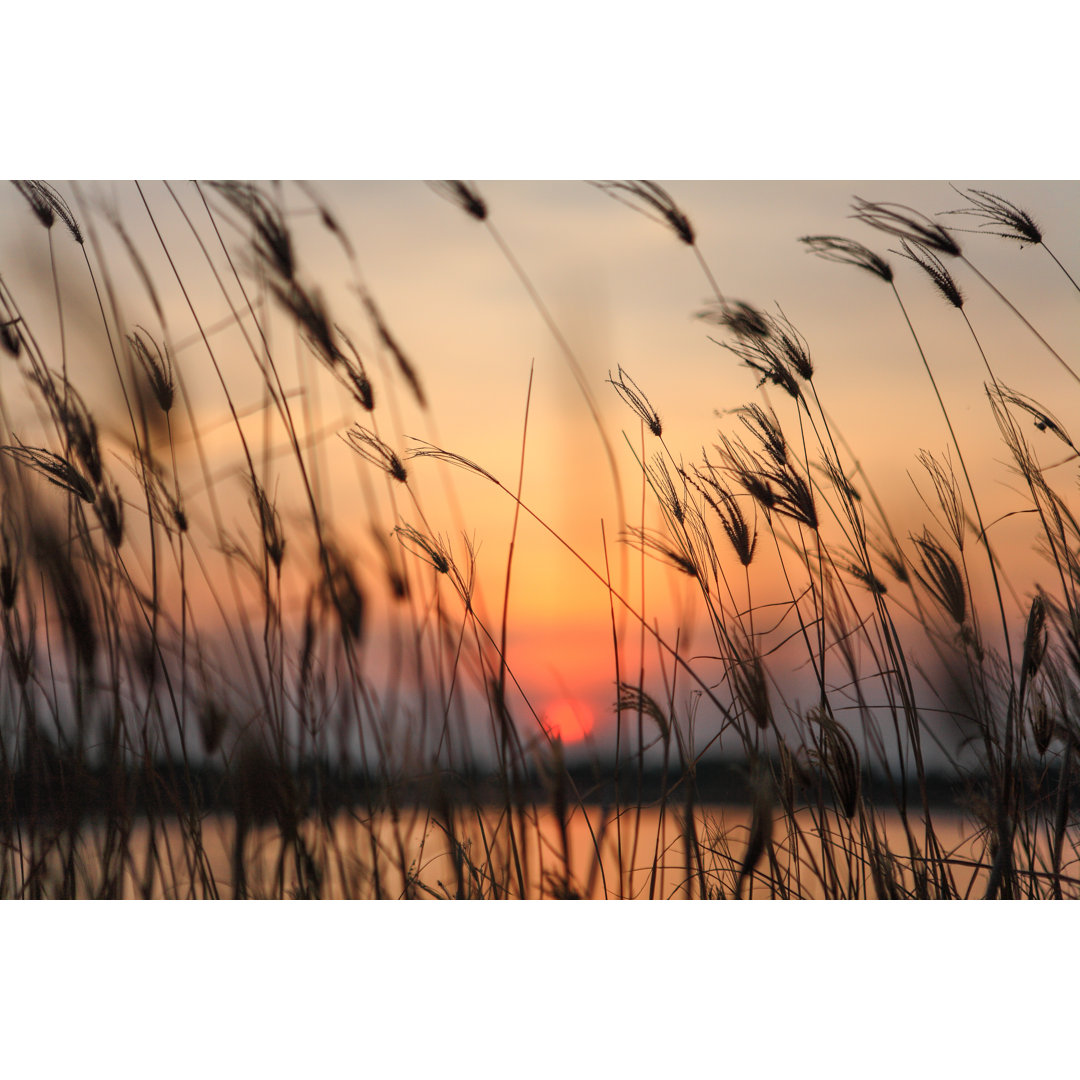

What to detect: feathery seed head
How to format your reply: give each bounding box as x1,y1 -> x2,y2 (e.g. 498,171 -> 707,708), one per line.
322,544 -> 365,642
911,529 -> 967,626
768,462 -> 818,530
774,317 -> 813,381
406,438 -> 498,484
800,235 -> 894,282
1,319 -> 20,358
615,684 -> 671,742
344,426 -> 408,483
95,484 -> 124,550
712,333 -> 802,400
818,456 -> 861,506
335,327 -> 375,411
211,181 -> 295,281
0,517 -> 20,610
12,181 -> 54,228
851,198 -> 961,257
719,437 -> 777,516
847,562 -> 888,596
808,708 -> 860,818
895,240 -> 964,309
140,457 -> 188,534
916,449 -> 966,551
271,280 -> 343,369
645,455 -> 685,525
29,518 -> 96,667
250,478 -> 286,569
624,525 -> 698,577
58,387 -> 103,487
1021,592 -> 1048,683
590,181 -> 695,245
994,386 -> 1077,452
1030,690 -> 1056,756
608,367 -> 662,437
395,524 -> 451,575
12,181 -> 84,243
2,442 -> 95,503
942,186 -> 1042,246
729,635 -> 771,730
697,299 -> 772,338
28,371 -> 103,487
738,404 -> 788,468
427,181 -> 488,221
870,538 -> 909,585
129,329 -> 175,413
691,463 -> 757,566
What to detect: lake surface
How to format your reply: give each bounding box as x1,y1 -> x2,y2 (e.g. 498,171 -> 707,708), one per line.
3,802 -> 1026,898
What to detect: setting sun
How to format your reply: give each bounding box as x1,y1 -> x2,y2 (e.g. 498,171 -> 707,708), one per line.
540,698 -> 596,744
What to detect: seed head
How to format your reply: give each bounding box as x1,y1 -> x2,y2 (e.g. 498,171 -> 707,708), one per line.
729,635 -> 771,730
738,404 -> 787,467
250,477 -> 286,569
322,545 -> 365,642
911,529 -> 967,626
590,181 -> 695,245
800,235 -> 894,283
608,367 -> 662,437
427,181 -> 488,222
895,239 -> 964,309
690,463 -> 757,567
847,562 -> 888,596
271,279 -> 343,369
851,198 -> 961,258
129,329 -> 175,413
615,684 -> 671,743
0,517 -> 20,609
395,524 -> 450,575
2,442 -> 95,503
994,386 -> 1077,452
942,186 -> 1042,246
406,438 -> 498,484
344,425 -> 408,483
11,181 -> 84,244
808,708 -> 861,819
916,449 -> 966,551
335,327 -> 375,411
623,525 -> 698,577
644,455 -> 685,525
139,456 -> 188,534
95,484 -> 125,550
211,181 -> 294,281
767,462 -> 818,530
1,318 -> 20,358
697,299 -> 772,338
718,436 -> 777,516
1021,592 -> 1048,685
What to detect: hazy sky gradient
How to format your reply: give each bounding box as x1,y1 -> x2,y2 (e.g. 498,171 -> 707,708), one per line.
2,180 -> 1078,752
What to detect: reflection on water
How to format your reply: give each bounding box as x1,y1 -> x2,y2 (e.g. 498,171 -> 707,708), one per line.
3,804 -> 1022,899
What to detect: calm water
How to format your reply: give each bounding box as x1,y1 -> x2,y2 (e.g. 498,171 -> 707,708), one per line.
3,803 -> 1014,898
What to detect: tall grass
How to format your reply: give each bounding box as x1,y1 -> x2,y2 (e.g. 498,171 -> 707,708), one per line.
0,179 -> 1077,899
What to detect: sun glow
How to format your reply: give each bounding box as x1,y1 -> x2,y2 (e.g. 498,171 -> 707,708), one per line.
540,698 -> 596,744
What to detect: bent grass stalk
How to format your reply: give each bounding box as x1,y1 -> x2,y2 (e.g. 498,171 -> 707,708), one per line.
1,181 -> 1078,898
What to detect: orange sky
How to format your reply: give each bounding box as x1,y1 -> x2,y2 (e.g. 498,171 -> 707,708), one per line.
2,180 -> 1078,755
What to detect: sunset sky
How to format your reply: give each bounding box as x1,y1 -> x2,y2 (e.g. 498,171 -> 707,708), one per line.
2,180 -> 1078,755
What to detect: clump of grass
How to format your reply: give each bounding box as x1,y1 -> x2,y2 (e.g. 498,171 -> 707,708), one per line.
0,179 -> 1078,900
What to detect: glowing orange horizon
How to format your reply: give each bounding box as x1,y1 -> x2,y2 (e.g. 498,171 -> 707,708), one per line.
540,698 -> 596,744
